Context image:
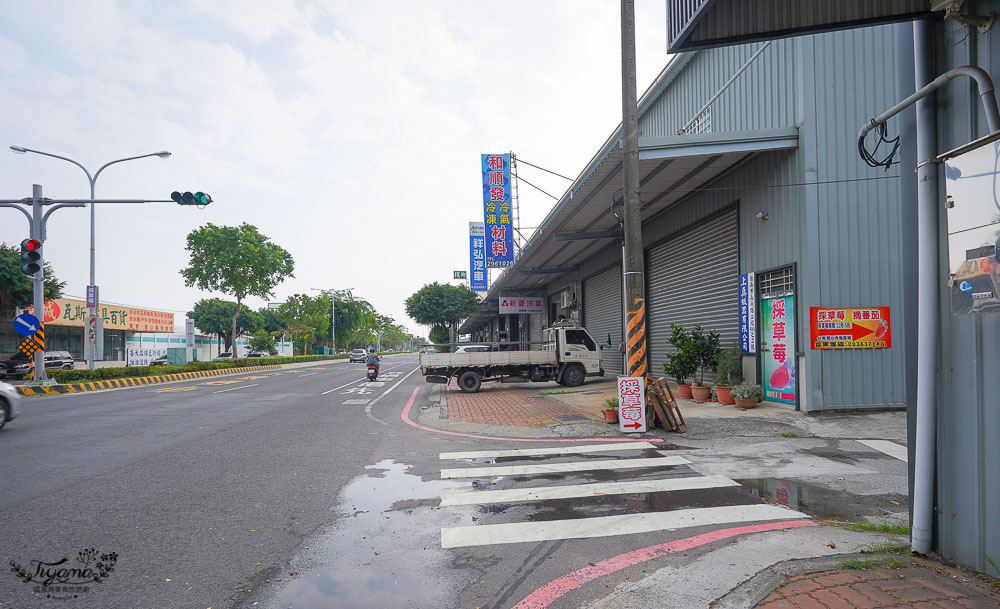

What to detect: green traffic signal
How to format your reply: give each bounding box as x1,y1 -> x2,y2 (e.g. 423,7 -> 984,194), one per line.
171,190 -> 212,206
20,238 -> 41,276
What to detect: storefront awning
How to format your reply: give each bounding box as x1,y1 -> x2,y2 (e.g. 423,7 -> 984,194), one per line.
460,127 -> 798,333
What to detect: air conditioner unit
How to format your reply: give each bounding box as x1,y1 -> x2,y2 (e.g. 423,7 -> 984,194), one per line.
557,292 -> 572,309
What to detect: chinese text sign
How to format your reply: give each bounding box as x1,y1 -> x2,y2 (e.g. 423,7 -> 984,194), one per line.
498,297 -> 544,314
617,376 -> 646,433
469,222 -> 488,292
739,272 -> 756,353
481,153 -> 514,268
809,307 -> 891,349
761,295 -> 796,405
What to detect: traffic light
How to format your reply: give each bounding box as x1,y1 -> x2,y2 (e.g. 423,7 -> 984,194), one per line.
171,191 -> 213,206
20,239 -> 41,276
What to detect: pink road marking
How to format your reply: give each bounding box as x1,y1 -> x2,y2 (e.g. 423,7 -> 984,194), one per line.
400,387 -> 662,443
511,519 -> 817,609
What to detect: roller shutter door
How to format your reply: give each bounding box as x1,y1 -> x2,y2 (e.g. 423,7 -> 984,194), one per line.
583,265 -> 623,375
647,209 -> 739,384
529,312 -> 543,350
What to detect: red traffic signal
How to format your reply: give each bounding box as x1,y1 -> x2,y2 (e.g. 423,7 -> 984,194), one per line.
24,239 -> 40,251
20,239 -> 42,276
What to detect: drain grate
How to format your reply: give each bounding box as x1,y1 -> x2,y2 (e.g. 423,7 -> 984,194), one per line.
582,390 -> 602,395
553,415 -> 589,422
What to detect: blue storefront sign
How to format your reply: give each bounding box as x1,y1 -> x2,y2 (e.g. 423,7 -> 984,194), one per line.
481,153 -> 514,267
469,221 -> 488,292
739,272 -> 756,353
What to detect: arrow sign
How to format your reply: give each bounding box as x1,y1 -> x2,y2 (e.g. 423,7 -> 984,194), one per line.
14,313 -> 40,336
622,421 -> 643,430
815,323 -> 874,341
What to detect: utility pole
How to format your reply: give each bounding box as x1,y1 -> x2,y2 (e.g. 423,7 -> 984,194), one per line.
620,0 -> 647,377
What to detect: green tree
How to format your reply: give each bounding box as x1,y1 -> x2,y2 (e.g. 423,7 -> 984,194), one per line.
249,334 -> 275,354
188,298 -> 261,352
405,282 -> 481,346
278,293 -> 331,355
180,223 -> 294,352
0,242 -> 65,313
428,326 -> 450,352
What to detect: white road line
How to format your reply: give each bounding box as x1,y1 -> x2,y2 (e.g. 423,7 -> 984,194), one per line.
439,474 -> 739,506
440,456 -> 690,479
299,372 -> 317,377
440,503 -> 808,549
364,366 -> 421,426
856,439 -> 908,462
212,383 -> 259,394
440,442 -> 659,460
321,378 -> 366,395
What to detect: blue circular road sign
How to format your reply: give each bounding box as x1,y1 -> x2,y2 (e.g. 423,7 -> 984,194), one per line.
14,313 -> 40,336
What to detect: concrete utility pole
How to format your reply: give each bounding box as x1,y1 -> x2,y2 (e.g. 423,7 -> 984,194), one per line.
620,0 -> 648,377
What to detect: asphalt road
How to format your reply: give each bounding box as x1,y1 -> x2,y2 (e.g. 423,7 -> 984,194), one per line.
0,354 -> 907,609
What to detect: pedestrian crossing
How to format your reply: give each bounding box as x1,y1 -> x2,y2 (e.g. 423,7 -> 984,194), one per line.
436,443 -> 809,550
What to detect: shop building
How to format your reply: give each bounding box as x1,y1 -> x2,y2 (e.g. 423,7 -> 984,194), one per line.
462,24 -> 911,412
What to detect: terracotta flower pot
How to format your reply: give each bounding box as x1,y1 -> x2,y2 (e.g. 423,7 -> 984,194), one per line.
603,410 -> 619,424
676,384 -> 693,399
735,397 -> 758,409
716,386 -> 735,405
690,384 -> 712,402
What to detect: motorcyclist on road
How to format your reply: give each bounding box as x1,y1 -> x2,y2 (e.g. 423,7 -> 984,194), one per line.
365,347 -> 380,375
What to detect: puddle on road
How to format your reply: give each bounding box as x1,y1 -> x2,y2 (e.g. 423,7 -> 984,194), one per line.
256,460 -> 469,609
736,477 -> 908,521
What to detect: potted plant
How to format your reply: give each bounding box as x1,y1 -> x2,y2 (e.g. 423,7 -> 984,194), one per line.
664,324 -> 697,399
714,342 -> 743,405
602,398 -> 619,423
689,326 -> 721,402
731,381 -> 763,409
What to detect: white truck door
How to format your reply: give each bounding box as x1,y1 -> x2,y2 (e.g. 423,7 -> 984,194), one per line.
561,329 -> 602,374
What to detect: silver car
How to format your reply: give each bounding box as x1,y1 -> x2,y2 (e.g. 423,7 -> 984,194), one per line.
0,380 -> 21,432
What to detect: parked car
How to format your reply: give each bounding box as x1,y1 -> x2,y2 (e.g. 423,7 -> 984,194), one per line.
349,349 -> 367,363
247,351 -> 269,358
216,352 -> 234,359
150,354 -> 169,366
0,380 -> 20,431
0,350 -> 75,378
454,345 -> 493,353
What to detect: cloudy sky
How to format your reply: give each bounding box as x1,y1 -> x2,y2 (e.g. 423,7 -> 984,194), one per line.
0,1 -> 670,336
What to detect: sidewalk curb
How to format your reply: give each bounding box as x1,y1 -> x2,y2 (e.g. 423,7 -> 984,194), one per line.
14,364 -> 282,396
711,552 -> 873,608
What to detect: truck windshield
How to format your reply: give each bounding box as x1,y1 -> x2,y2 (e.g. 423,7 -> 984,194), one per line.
565,330 -> 596,351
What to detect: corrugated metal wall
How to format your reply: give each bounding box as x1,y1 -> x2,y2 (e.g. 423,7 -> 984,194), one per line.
529,313 -> 543,350
647,208 -> 740,383
931,1 -> 1000,576
583,265 -> 623,375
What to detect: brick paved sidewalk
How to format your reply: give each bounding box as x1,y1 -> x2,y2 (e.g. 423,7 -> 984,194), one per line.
445,382 -> 596,426
756,562 -> 999,609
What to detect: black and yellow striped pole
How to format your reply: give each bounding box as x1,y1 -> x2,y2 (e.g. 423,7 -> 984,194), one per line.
621,0 -> 647,378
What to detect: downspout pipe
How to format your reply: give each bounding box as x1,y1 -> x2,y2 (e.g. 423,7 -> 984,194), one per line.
856,32 -> 1000,557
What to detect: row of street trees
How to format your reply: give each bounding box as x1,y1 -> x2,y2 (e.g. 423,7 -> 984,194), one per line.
405,282 -> 481,350
181,224 -> 412,355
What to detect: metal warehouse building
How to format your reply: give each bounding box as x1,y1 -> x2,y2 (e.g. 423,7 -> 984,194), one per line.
462,24 -> 911,413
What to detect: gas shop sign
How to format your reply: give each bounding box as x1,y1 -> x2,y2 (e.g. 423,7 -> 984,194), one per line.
809,307 -> 891,349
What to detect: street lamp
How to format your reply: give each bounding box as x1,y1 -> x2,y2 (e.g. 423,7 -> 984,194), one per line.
10,146 -> 171,370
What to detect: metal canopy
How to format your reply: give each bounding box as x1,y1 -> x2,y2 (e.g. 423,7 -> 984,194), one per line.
460,127 -> 798,334
666,0 -> 930,53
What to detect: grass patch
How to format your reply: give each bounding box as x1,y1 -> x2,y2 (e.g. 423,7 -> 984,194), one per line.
840,558 -> 879,570
844,519 -> 910,536
884,558 -> 906,569
779,431 -> 803,438
540,390 -> 584,395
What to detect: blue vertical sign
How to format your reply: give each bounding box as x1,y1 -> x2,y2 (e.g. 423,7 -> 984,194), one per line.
739,272 -> 756,353
469,222 -> 488,292
481,153 -> 515,267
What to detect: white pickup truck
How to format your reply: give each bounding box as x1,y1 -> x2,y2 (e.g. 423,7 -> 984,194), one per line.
419,324 -> 605,393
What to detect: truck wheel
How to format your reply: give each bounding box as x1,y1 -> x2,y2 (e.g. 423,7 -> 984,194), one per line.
563,364 -> 585,387
457,371 -> 482,393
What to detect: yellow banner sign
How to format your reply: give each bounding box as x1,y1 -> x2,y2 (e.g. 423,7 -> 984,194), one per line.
24,298 -> 174,333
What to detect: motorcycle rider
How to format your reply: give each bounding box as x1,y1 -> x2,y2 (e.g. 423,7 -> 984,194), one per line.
365,347 -> 380,376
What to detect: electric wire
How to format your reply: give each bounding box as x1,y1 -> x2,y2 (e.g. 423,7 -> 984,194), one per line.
858,122 -> 901,171
517,174 -> 560,200
512,158 -> 574,181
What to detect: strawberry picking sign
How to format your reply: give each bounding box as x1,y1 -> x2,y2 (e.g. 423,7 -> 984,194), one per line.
617,376 -> 646,433
809,307 -> 891,349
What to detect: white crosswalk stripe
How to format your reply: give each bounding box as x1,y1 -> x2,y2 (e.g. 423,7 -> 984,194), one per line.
436,445 -> 809,549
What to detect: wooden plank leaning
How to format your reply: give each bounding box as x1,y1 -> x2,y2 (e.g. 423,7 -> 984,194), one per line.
656,378 -> 687,432
645,374 -> 677,431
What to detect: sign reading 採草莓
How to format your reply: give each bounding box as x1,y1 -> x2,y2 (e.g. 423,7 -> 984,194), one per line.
809,307 -> 891,349
498,297 -> 543,314
761,295 -> 796,405
617,375 -> 646,433
469,222 -> 488,292
481,153 -> 514,268
23,298 -> 174,332
739,272 -> 756,353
